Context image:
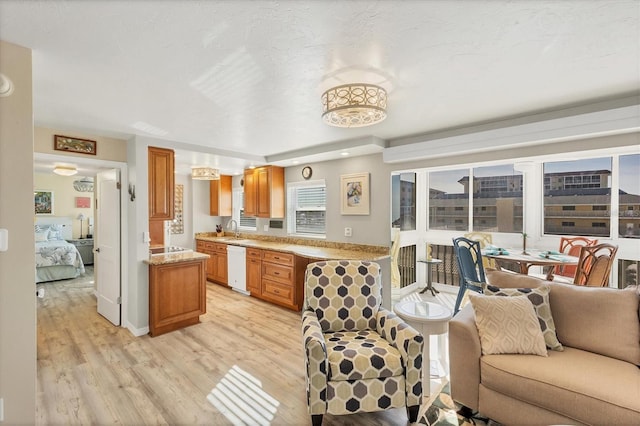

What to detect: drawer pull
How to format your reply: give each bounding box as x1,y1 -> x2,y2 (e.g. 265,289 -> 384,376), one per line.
274,271 -> 280,275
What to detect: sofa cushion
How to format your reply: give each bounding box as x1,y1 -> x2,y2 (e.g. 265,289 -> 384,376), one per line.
481,347 -> 640,425
484,284 -> 563,351
486,270 -> 543,289
469,294 -> 547,357
325,330 -> 404,381
549,284 -> 640,366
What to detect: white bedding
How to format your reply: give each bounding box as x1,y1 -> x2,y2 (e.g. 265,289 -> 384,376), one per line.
35,240 -> 85,272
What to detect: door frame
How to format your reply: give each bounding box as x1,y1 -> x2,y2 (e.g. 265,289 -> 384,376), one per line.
34,152 -> 129,327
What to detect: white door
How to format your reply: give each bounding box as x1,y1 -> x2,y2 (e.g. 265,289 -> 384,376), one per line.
95,169 -> 121,325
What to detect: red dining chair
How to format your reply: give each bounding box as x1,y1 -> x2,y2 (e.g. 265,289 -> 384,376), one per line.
553,237 -> 598,279
573,243 -> 618,286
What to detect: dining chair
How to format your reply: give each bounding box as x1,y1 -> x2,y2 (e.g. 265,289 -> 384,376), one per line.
573,243 -> 618,286
553,236 -> 598,279
463,232 -> 498,270
452,237 -> 486,314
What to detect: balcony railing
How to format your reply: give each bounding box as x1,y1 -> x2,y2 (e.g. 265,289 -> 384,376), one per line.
544,210 -> 610,218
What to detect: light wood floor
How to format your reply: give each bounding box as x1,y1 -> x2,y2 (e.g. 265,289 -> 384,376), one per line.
36,272 -> 455,425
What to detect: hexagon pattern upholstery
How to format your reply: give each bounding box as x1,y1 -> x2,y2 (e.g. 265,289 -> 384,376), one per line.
302,260 -> 423,425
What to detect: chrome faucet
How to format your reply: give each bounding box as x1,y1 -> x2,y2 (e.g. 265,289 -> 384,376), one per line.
228,219 -> 239,238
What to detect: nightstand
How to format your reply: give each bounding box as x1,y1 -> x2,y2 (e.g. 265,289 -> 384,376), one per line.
67,238 -> 94,265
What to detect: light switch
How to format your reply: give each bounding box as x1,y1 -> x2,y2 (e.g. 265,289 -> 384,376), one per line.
0,228 -> 8,251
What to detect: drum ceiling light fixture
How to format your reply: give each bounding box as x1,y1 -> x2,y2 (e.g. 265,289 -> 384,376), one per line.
321,83 -> 387,128
191,167 -> 220,180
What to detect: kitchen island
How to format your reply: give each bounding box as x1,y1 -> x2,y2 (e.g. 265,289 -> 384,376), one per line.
144,250 -> 210,336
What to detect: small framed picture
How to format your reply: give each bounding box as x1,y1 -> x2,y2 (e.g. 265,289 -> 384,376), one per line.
54,134 -> 97,155
75,196 -> 91,208
35,190 -> 54,215
340,172 -> 370,215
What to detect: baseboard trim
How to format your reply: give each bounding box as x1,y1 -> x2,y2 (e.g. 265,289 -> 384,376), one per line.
126,321 -> 149,337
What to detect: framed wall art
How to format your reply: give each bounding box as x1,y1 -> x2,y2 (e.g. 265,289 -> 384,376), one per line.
54,134 -> 97,155
75,196 -> 91,208
340,172 -> 370,215
34,190 -> 54,215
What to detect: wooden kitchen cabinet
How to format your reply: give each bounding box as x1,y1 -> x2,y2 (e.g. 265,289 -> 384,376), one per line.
246,248 -> 262,295
212,243 -> 228,285
243,165 -> 284,218
148,258 -> 206,337
196,240 -> 227,286
260,249 -> 306,311
148,146 -> 175,220
210,175 -> 232,216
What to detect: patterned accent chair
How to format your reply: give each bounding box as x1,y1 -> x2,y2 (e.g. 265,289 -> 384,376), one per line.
302,260 -> 423,425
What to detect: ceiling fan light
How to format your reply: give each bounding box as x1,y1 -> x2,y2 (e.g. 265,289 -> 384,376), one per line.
53,165 -> 78,176
191,167 -> 220,180
321,83 -> 387,128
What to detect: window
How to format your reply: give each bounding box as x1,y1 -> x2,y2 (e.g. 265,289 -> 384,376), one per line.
619,154 -> 640,239
472,164 -> 522,233
287,180 -> 326,236
543,158 -> 612,237
429,169 -> 468,231
391,173 -> 416,230
232,189 -> 256,230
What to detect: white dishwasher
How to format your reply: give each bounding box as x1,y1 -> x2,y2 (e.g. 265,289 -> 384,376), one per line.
227,245 -> 248,295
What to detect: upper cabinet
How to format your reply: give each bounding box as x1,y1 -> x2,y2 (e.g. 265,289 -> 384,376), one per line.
210,175 -> 232,216
148,146 -> 175,220
244,165 -> 284,218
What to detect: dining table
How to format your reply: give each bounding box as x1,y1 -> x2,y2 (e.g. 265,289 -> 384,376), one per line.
482,249 -> 580,281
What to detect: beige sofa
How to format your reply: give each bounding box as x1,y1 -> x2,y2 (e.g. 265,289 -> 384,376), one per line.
449,270 -> 640,425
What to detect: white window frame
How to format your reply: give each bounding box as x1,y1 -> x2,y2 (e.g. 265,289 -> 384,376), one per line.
287,179 -> 326,238
232,188 -> 256,231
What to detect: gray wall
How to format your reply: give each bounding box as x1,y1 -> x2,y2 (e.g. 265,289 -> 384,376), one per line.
0,40 -> 36,424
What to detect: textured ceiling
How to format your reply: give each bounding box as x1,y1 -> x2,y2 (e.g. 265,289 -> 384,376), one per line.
2,0 -> 639,172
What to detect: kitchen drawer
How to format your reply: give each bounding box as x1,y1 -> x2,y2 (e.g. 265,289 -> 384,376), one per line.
262,250 -> 294,266
214,243 -> 227,253
262,262 -> 293,284
196,241 -> 207,252
246,248 -> 262,259
262,278 -> 293,305
203,242 -> 216,251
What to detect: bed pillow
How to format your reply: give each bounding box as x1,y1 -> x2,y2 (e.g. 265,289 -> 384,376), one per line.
47,226 -> 63,240
35,230 -> 49,242
483,284 -> 563,351
469,293 -> 548,357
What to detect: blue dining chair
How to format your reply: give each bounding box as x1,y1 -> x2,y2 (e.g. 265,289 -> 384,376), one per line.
452,237 -> 487,314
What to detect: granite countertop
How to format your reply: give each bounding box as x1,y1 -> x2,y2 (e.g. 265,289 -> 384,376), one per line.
195,234 -> 389,261
144,251 -> 210,266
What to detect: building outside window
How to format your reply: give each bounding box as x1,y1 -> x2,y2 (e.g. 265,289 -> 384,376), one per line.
391,173 -> 416,231
543,158 -> 612,237
619,154 -> 640,239
428,165 -> 522,233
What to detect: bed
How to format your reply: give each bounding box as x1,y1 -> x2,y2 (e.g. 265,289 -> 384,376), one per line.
35,217 -> 85,283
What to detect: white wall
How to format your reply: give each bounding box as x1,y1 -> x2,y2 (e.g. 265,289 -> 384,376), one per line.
0,39 -> 36,424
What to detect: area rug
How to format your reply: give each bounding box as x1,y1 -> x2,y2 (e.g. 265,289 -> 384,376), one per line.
419,382 -> 491,426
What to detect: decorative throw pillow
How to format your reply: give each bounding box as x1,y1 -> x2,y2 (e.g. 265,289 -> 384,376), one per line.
484,284 -> 563,351
469,294 -> 548,357
35,230 -> 49,242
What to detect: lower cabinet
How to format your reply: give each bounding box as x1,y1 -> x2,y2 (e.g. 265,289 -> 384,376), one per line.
148,258 -> 206,337
246,248 -> 262,295
259,249 -> 307,311
196,240 -> 228,286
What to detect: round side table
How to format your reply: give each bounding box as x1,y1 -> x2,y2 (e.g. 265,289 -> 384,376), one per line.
393,300 -> 452,396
